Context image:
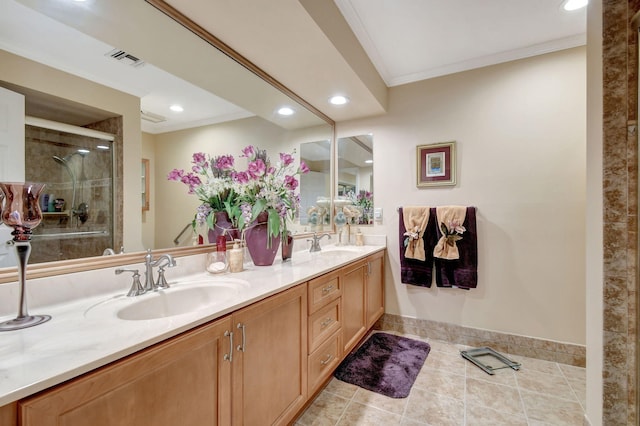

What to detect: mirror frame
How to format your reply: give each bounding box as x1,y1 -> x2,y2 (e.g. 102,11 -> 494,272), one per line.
0,0 -> 335,284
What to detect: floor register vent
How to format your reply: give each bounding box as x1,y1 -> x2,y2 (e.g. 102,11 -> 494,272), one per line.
460,347 -> 521,375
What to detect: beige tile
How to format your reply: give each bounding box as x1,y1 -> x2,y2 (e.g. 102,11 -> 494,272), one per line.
558,363 -> 586,381
426,339 -> 466,354
515,369 -> 577,401
520,390 -> 585,425
465,377 -> 524,415
511,355 -> 562,376
567,377 -> 587,409
336,401 -> 403,426
404,387 -> 464,425
465,403 -> 528,426
296,391 -> 350,426
352,388 -> 408,416
421,347 -> 467,374
399,418 -> 428,426
412,366 -> 465,400
325,377 -> 360,399
464,361 -> 518,387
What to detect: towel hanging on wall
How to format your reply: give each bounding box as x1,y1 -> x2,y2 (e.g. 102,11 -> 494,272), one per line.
433,206 -> 467,260
402,206 -> 430,261
398,207 -> 437,287
434,206 -> 478,289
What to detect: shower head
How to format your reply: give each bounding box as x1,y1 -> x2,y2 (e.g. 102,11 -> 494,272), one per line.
54,151 -> 87,164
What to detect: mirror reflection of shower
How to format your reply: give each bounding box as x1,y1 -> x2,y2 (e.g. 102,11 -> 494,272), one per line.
52,150 -> 90,225
24,117 -> 116,264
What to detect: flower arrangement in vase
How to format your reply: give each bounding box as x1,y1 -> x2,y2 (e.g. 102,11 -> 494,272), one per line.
169,145 -> 309,265
168,152 -> 240,243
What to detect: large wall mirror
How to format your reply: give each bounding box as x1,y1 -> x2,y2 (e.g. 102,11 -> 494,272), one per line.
0,0 -> 334,280
337,134 -> 374,226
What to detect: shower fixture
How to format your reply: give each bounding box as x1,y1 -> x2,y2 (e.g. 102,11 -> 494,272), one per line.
52,151 -> 90,223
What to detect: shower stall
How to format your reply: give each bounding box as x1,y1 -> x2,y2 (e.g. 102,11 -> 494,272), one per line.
22,118 -> 115,264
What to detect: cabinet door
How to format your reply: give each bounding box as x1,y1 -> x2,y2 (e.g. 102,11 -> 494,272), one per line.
365,252 -> 385,328
232,285 -> 307,426
341,262 -> 367,354
20,317 -> 233,426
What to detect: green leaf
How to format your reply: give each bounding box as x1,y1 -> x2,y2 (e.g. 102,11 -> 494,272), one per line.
440,222 -> 449,236
251,199 -> 267,221
267,208 -> 281,238
206,211 -> 215,230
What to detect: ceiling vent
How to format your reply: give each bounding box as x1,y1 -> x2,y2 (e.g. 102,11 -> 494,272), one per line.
141,110 -> 166,123
105,48 -> 145,68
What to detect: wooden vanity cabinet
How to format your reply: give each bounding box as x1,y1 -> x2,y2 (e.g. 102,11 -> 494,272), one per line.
365,251 -> 385,329
306,270 -> 342,395
231,284 -> 307,426
19,316 -> 233,426
341,251 -> 385,355
10,250 -> 384,426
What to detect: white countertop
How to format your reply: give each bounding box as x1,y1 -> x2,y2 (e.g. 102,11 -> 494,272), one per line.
0,241 -> 385,406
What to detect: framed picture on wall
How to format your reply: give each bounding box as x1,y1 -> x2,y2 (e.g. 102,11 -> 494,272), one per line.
416,141 -> 456,187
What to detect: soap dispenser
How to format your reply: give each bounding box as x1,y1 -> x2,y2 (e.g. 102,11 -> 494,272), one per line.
355,228 -> 364,246
228,239 -> 244,273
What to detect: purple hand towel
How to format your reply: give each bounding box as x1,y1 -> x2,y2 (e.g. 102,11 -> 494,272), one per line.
434,206 -> 478,289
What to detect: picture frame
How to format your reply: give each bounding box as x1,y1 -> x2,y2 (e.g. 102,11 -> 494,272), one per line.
416,141 -> 456,187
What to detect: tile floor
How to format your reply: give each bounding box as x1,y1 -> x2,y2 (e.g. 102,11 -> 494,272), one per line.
295,332 -> 586,426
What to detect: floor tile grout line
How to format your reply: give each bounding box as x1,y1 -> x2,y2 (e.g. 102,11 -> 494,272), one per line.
513,363 -> 534,425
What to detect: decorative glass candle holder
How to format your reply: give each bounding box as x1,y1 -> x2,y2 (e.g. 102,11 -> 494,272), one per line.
0,182 -> 51,331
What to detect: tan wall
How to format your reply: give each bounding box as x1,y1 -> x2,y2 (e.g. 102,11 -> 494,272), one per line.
339,47 -> 587,345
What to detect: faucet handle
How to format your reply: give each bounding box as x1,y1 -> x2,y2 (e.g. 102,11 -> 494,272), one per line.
116,268 -> 145,297
155,266 -> 170,290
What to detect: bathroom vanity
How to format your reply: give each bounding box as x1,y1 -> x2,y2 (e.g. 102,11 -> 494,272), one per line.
0,243 -> 385,426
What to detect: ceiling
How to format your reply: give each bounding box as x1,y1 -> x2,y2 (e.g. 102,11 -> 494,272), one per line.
163,0 -> 587,122
1,0 -> 586,131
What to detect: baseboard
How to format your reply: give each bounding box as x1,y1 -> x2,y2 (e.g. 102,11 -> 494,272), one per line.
375,313 -> 586,367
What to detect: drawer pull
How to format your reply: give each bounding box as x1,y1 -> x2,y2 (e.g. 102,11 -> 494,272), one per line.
320,354 -> 333,365
320,318 -> 333,329
321,284 -> 334,294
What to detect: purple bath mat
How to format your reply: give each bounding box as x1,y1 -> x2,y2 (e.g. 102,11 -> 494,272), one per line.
334,332 -> 431,398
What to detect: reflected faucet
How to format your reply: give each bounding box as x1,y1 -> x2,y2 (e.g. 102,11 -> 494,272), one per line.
308,233 -> 331,252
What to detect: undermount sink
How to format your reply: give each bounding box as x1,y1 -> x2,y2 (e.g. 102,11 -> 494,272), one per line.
318,246 -> 365,256
85,279 -> 247,321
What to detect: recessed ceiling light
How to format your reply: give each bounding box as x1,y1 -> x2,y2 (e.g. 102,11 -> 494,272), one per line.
97,145 -> 110,150
78,149 -> 90,154
329,95 -> 349,105
365,160 -> 373,164
563,0 -> 587,11
277,106 -> 295,116
170,104 -> 184,113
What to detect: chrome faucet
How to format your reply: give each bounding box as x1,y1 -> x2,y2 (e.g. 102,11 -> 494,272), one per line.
308,232 -> 331,252
116,268 -> 144,297
143,249 -> 176,293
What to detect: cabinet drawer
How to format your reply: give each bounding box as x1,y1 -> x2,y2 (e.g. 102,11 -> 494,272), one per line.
308,298 -> 341,353
308,331 -> 341,395
308,271 -> 341,314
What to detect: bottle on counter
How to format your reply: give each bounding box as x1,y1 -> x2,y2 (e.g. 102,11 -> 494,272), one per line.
206,235 -> 229,274
228,239 -> 244,273
355,228 -> 364,247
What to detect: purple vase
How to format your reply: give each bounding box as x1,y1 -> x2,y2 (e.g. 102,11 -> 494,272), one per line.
282,232 -> 293,262
207,211 -> 239,244
245,211 -> 281,266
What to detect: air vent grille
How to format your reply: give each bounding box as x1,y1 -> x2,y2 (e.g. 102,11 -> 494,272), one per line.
141,110 -> 166,123
105,48 -> 145,68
